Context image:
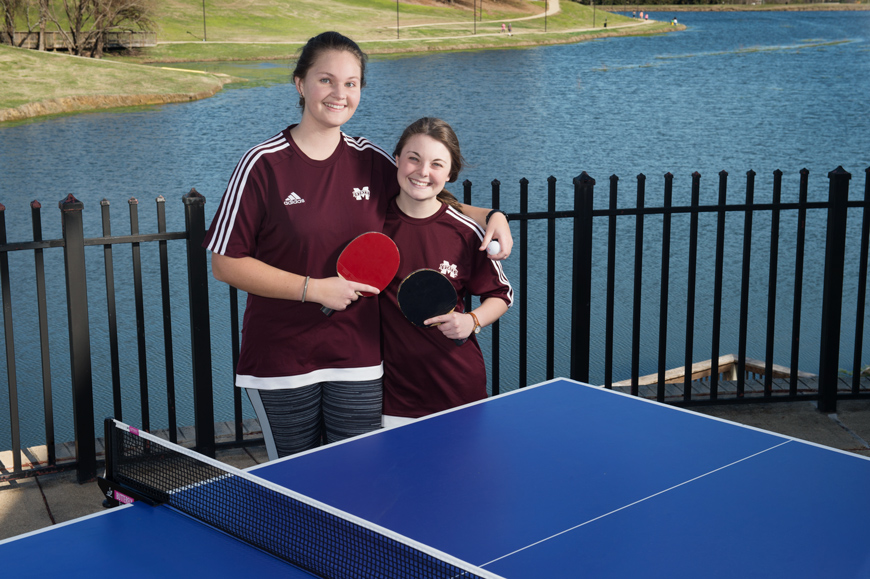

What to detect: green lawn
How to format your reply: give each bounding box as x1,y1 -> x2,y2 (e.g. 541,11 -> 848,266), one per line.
2,0 -> 671,119
0,43 -> 232,111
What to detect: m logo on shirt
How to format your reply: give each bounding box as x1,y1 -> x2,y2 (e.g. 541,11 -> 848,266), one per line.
352,187 -> 371,201
284,193 -> 305,205
439,261 -> 459,279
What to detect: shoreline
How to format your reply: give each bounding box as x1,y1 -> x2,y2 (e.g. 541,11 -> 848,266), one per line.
1,21 -> 676,122
0,82 -> 229,123
600,2 -> 870,11
2,2 -> 867,122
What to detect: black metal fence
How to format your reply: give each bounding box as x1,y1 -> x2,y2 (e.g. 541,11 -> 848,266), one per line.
1,166 -> 868,484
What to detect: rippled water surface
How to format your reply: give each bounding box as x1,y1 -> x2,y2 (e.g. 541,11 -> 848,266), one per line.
1,11 -> 868,446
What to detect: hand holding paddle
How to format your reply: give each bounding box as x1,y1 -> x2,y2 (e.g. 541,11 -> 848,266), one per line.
321,232 -> 400,316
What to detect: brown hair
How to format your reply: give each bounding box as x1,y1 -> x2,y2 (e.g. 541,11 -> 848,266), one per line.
292,31 -> 368,109
393,117 -> 466,211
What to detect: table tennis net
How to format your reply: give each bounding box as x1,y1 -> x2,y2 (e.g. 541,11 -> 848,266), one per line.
104,418 -> 501,579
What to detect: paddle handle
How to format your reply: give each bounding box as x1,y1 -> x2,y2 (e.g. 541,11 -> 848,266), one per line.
321,306 -> 335,317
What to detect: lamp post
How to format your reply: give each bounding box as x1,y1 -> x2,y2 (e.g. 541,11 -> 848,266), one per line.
396,0 -> 400,39
202,0 -> 207,41
592,0 -> 595,28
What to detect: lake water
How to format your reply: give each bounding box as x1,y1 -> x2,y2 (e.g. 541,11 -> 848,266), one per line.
1,11 -> 868,448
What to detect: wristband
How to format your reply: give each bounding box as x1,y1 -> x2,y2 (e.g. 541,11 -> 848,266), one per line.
485,209 -> 508,224
301,276 -> 310,303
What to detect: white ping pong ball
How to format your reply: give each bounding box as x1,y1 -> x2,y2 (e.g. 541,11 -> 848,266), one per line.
486,240 -> 501,255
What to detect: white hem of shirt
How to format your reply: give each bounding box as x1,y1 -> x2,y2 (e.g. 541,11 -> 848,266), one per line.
236,363 -> 384,390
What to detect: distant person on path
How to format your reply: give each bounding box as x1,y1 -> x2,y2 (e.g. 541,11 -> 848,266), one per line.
203,31 -> 513,460
501,23 -> 506,33
380,117 -> 512,428
508,23 -> 512,36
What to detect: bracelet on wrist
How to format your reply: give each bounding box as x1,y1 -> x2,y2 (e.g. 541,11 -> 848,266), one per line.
301,276 -> 310,303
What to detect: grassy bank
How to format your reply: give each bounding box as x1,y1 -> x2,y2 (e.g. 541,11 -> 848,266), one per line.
109,0 -> 648,64
0,0 -> 683,121
0,44 -> 235,121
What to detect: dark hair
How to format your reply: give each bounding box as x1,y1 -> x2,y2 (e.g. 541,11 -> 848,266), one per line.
293,31 -> 368,109
393,117 -> 466,211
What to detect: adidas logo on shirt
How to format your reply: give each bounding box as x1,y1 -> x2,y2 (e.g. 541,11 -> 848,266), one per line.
284,193 -> 305,205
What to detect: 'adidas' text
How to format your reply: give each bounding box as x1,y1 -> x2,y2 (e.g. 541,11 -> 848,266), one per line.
284,193 -> 305,205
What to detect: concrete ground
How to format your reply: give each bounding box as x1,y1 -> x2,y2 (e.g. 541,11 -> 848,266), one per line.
1,399 -> 868,543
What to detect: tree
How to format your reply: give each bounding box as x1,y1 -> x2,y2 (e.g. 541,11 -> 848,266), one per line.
2,0 -> 44,48
48,0 -> 155,57
1,0 -> 24,45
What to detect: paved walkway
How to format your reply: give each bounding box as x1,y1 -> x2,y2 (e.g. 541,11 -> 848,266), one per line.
2,398 -> 867,542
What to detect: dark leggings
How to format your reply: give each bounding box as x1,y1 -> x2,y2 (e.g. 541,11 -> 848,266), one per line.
247,379 -> 382,460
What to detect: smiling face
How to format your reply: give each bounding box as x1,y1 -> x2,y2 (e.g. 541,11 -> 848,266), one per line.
395,134 -> 453,217
294,49 -> 362,131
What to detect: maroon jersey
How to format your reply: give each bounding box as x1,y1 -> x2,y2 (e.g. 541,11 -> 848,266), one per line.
204,127 -> 398,389
380,198 -> 513,417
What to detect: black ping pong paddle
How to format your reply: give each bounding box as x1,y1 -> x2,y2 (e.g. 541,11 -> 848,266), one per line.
397,268 -> 466,346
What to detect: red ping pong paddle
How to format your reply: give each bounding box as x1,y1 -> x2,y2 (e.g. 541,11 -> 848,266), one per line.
321,232 -> 400,317
396,268 -> 466,346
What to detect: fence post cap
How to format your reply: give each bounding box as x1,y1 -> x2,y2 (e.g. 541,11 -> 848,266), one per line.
183,188 -> 206,206
59,194 -> 83,211
828,166 -> 851,179
574,172 -> 595,186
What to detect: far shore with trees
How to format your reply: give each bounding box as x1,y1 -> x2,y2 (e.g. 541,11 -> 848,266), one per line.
1,0 -> 867,121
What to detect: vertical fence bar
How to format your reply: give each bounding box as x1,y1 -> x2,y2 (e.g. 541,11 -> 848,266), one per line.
100,200 -> 122,421
571,173 -> 594,383
737,171 -> 756,397
683,173 -> 700,402
490,179 -> 501,396
0,203 -> 21,473
851,167 -> 870,394
657,174 -> 673,402
128,198 -> 150,431
230,286 -> 242,441
818,167 -> 851,413
764,171 -> 782,397
463,180 -> 474,315
789,169 -> 809,395
546,176 -> 556,381
156,196 -> 177,443
604,176 -> 617,389
31,201 -> 56,465
631,174 -> 645,397
59,194 -> 96,483
183,189 -> 215,457
518,178 -> 529,387
710,171 -> 728,400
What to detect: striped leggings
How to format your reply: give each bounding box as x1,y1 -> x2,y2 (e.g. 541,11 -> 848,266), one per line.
246,379 -> 382,461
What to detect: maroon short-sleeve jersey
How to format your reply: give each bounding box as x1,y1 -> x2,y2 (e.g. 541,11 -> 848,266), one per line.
380,199 -> 513,417
204,127 -> 398,389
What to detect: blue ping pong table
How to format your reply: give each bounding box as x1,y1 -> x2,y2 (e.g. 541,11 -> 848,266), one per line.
3,378 -> 869,577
